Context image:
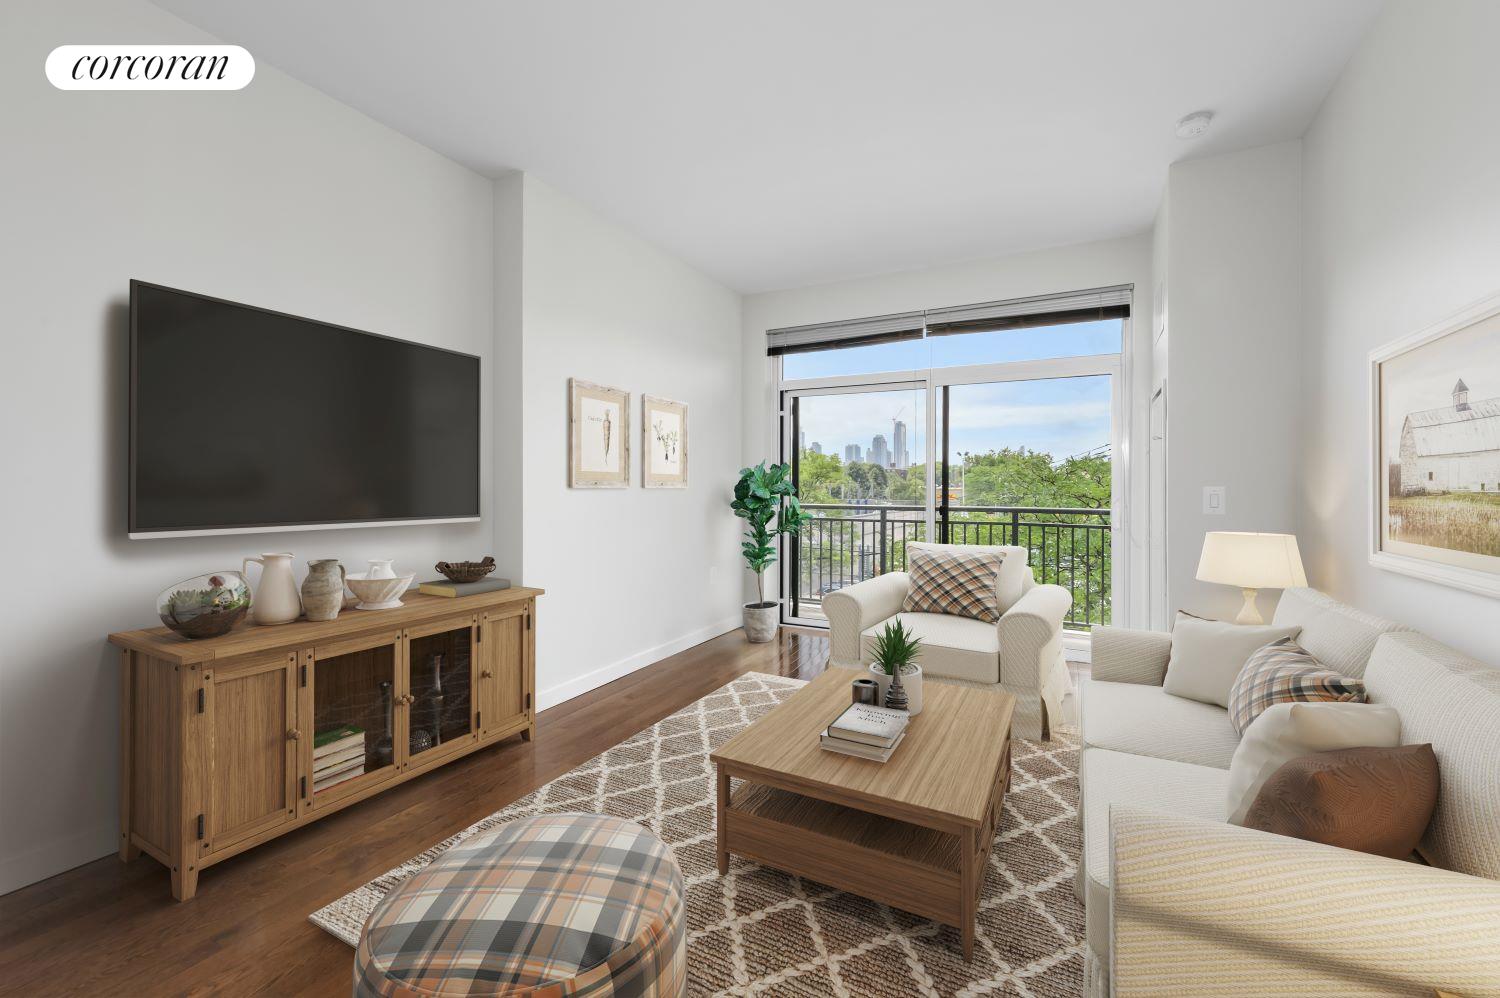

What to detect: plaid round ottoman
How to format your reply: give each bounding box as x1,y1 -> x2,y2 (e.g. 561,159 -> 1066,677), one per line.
354,813 -> 685,997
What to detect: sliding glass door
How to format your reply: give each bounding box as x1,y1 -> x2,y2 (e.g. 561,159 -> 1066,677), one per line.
780,350 -> 1122,633
934,365 -> 1118,629
782,382 -> 928,626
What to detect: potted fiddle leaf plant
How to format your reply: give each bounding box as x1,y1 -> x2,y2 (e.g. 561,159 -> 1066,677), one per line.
731,461 -> 806,643
869,619 -> 923,715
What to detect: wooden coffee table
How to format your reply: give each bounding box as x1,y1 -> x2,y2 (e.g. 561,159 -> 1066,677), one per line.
712,668 -> 1015,959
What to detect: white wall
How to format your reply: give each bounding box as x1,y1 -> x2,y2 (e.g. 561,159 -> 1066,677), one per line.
0,0 -> 495,893
1300,0 -> 1500,660
492,173 -> 527,583
740,235 -> 1155,626
1157,141 -> 1303,621
510,175 -> 745,708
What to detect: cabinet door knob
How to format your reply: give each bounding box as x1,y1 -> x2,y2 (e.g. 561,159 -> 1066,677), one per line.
287,729 -> 301,741
481,670 -> 493,679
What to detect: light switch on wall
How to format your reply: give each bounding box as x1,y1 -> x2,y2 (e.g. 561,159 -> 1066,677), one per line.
1203,486 -> 1226,515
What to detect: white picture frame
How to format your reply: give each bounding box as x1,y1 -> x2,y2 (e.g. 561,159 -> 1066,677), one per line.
641,395 -> 688,488
569,378 -> 630,488
1368,289 -> 1500,598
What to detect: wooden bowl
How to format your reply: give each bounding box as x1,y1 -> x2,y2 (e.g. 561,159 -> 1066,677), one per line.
435,557 -> 496,584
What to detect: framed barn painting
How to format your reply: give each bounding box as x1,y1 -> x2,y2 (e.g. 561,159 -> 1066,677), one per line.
1370,290 -> 1500,597
569,379 -> 630,488
642,395 -> 688,488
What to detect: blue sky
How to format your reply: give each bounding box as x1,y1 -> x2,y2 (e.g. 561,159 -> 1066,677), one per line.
790,321 -> 1117,464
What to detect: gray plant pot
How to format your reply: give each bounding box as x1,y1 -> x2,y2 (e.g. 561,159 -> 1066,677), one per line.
743,602 -> 779,643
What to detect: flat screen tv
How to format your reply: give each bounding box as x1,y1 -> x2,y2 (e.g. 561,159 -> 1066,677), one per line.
129,280 -> 480,538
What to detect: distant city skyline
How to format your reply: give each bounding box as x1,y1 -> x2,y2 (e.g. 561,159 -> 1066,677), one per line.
797,376 -> 1110,469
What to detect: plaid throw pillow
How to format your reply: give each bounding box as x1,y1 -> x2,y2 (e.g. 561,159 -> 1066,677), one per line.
1228,637 -> 1367,734
902,545 -> 1005,623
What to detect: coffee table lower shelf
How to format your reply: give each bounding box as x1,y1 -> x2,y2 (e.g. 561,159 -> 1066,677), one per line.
718,778 -> 992,956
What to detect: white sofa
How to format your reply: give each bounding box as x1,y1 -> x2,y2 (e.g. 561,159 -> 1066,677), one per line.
822,543 -> 1073,740
1080,588 -> 1500,996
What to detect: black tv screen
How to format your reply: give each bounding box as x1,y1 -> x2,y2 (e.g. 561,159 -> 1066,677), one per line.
129,281 -> 480,536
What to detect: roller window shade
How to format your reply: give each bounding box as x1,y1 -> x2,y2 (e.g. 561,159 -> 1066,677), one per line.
923,285 -> 1131,336
765,311 -> 925,356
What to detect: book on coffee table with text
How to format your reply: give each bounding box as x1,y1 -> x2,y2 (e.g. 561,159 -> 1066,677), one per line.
826,702 -> 908,748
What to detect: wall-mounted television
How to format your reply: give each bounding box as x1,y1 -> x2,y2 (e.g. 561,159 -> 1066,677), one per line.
129,280 -> 480,538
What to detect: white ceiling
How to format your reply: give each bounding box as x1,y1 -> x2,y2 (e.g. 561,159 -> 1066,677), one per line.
153,0 -> 1381,293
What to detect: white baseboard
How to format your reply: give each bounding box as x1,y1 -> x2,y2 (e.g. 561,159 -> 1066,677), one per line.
0,821 -> 116,897
536,615 -> 742,712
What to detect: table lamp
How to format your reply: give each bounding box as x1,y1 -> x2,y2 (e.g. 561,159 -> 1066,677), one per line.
1196,531 -> 1307,624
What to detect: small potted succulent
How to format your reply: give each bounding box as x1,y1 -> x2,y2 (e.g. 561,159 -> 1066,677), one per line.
730,461 -> 806,642
869,619 -> 923,715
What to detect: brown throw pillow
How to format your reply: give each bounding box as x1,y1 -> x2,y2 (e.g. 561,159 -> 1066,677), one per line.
1243,744 -> 1439,859
902,545 -> 1005,623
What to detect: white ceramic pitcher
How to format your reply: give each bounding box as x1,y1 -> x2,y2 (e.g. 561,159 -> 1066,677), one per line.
365,559 -> 397,580
243,552 -> 302,625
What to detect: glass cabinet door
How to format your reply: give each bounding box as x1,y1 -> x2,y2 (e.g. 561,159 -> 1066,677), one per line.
305,631 -> 400,805
406,617 -> 476,763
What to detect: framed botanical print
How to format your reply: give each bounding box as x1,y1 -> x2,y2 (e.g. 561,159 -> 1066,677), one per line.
569,379 -> 630,488
642,395 -> 688,488
1370,290 -> 1500,597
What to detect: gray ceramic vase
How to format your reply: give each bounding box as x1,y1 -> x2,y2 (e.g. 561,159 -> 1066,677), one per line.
743,602 -> 778,643
301,559 -> 346,621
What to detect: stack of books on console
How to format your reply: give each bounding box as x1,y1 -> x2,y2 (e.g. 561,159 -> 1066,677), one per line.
313,724 -> 366,793
820,703 -> 909,762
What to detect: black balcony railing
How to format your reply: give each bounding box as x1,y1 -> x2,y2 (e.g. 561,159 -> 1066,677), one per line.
789,503 -> 1111,630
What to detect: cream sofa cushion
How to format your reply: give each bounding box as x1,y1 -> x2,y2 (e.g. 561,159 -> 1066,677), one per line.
1225,701 -> 1401,824
1364,631 -> 1500,879
860,611 -> 998,684
1080,748 -> 1228,968
1080,680 -> 1241,769
1271,587 -> 1408,680
1162,613 -> 1300,708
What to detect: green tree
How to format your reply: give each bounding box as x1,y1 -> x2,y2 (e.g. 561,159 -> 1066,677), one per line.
794,450 -> 847,504
846,461 -> 873,501
949,447 -> 1112,625
888,468 -> 925,504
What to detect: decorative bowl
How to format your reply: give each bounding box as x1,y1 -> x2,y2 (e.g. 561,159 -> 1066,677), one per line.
434,557 -> 496,584
346,572 -> 415,611
158,571 -> 251,639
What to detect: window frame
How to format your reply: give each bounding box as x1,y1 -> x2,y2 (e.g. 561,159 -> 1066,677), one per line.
774,327 -> 1132,643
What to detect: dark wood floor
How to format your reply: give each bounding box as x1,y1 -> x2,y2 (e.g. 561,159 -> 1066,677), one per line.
0,629 -> 831,997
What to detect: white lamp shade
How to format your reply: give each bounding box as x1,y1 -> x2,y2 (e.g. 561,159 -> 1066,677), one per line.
1196,531 -> 1308,590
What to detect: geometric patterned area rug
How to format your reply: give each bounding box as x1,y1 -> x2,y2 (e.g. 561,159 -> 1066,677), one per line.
310,672 -> 1084,997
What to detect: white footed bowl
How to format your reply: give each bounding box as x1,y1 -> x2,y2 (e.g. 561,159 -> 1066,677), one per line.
345,572 -> 415,610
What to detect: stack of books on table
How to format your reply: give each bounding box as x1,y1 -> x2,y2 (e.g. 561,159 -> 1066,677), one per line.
820,703 -> 909,762
313,724 -> 366,793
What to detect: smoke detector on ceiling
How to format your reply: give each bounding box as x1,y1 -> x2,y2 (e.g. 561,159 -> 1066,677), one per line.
1175,110 -> 1214,140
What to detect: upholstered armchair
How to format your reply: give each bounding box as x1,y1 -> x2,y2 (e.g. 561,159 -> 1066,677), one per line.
822,543 -> 1073,740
